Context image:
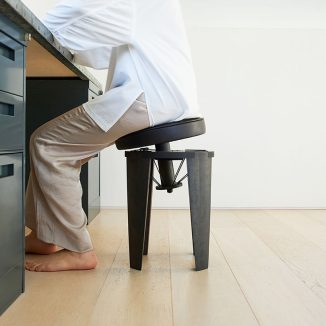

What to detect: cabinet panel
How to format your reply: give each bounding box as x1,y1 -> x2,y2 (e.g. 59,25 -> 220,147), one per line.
0,153 -> 23,315
0,90 -> 24,152
88,89 -> 97,101
0,153 -> 23,278
0,31 -> 24,96
87,90 -> 101,222
0,13 -> 26,44
0,265 -> 23,315
88,153 -> 100,204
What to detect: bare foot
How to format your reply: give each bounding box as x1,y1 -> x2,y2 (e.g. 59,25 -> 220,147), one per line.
25,250 -> 98,272
25,231 -> 62,254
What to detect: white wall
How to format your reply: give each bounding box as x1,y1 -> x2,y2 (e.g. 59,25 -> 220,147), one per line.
179,0 -> 326,208
24,1 -> 326,208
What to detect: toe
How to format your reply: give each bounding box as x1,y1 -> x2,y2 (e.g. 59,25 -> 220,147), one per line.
25,260 -> 41,272
34,264 -> 42,272
25,261 -> 33,270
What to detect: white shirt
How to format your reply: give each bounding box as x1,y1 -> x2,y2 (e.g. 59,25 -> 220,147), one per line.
42,0 -> 202,132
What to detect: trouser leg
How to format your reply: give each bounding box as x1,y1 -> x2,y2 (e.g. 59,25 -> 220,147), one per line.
25,99 -> 150,252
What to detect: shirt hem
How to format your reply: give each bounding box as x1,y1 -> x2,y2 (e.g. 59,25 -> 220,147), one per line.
82,104 -> 111,132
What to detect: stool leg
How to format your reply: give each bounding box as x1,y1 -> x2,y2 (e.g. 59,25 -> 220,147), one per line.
126,156 -> 153,270
191,220 -> 195,256
143,160 -> 153,255
187,151 -> 212,271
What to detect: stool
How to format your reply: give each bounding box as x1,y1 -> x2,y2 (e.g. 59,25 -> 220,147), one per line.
115,118 -> 214,271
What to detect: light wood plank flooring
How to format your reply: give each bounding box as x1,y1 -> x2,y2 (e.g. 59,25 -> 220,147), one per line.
2,209 -> 326,326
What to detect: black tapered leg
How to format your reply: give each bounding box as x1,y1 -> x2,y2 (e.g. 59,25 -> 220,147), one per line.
126,155 -> 153,270
190,217 -> 195,256
143,160 -> 153,255
187,151 -> 212,271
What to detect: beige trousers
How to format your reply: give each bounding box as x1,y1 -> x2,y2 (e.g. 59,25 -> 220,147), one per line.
25,94 -> 150,252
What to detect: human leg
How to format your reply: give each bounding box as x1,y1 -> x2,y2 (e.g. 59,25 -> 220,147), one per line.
25,97 -> 150,271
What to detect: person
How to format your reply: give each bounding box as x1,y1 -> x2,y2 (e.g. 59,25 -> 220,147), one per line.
25,0 -> 202,272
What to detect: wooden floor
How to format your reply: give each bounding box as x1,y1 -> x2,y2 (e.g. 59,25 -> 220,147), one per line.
2,209 -> 326,325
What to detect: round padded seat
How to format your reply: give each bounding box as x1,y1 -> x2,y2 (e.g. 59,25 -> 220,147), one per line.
115,118 -> 206,150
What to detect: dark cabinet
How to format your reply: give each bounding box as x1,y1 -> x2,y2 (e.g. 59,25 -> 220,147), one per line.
0,153 -> 24,315
0,4 -> 102,314
0,14 -> 25,315
82,152 -> 100,223
0,31 -> 24,96
85,89 -> 100,222
0,90 -> 25,152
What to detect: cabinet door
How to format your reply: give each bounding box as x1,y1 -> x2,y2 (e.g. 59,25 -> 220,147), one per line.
86,88 -> 100,222
87,153 -> 100,223
88,89 -> 97,101
0,90 -> 25,152
0,153 -> 23,314
0,31 -> 24,96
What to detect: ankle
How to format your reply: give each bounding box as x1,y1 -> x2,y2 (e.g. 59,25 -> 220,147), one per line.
73,250 -> 98,268
25,235 -> 61,254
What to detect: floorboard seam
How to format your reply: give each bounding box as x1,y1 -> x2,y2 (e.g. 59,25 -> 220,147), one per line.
211,229 -> 261,326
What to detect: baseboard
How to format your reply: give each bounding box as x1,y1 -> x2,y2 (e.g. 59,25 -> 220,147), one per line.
100,206 -> 326,210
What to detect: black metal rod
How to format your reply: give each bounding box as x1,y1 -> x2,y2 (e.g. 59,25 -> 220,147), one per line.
155,143 -> 175,188
172,158 -> 185,185
177,174 -> 188,184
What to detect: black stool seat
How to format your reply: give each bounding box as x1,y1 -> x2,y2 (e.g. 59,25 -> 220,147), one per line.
116,118 -> 205,150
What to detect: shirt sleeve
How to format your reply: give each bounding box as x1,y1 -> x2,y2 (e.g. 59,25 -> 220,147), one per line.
41,0 -> 134,69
